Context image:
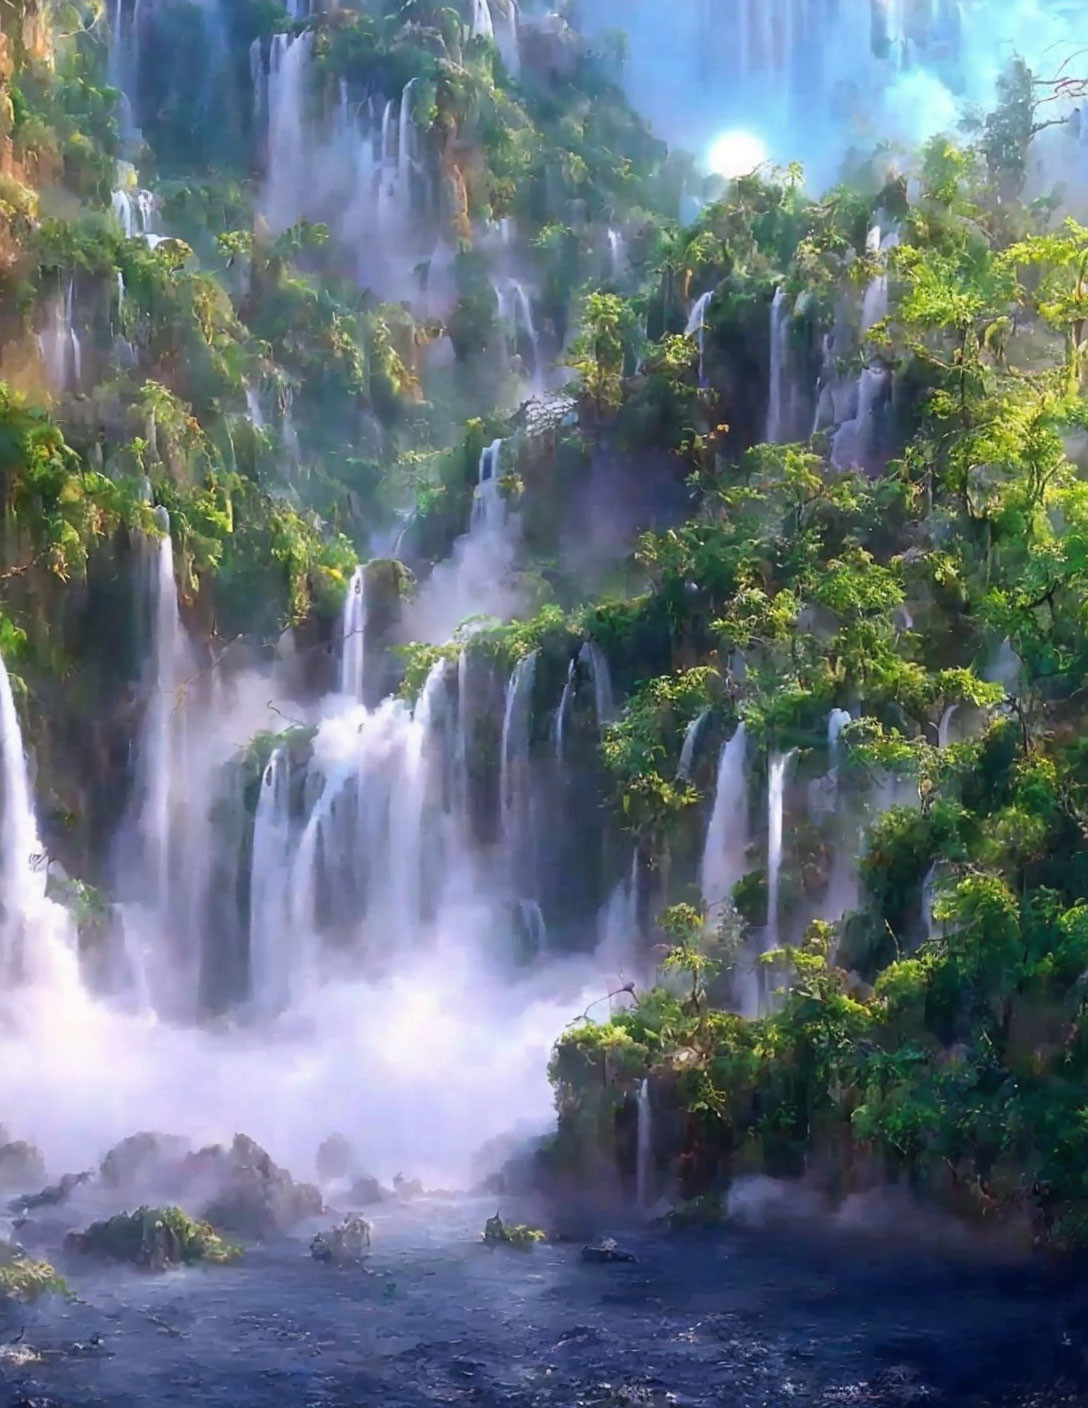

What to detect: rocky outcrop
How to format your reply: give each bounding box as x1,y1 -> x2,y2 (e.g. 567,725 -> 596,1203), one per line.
0,1140 -> 46,1191
184,1134 -> 322,1240
99,1132 -> 191,1193
65,1206 -> 241,1271
310,1214 -> 372,1266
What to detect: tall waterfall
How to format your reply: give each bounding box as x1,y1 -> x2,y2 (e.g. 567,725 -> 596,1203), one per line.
500,650 -> 537,862
38,280 -> 81,393
248,748 -> 295,1018
265,28 -> 315,233
700,724 -> 748,926
0,655 -> 76,987
766,752 -> 792,958
766,287 -> 799,444
340,565 -> 367,701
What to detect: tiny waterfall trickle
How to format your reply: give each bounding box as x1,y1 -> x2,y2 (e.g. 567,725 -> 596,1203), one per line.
636,1076 -> 653,1209
340,564 -> 367,701
685,291 -> 713,387
700,724 -> 748,925
677,707 -> 711,780
938,704 -> 959,749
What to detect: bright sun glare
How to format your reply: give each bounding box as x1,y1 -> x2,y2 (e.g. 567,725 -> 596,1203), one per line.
707,129 -> 767,179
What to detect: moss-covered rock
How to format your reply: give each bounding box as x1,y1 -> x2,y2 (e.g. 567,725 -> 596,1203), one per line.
64,1206 -> 242,1271
481,1212 -> 546,1251
0,1246 -> 69,1302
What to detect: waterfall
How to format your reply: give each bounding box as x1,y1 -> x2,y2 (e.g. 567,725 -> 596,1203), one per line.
677,707 -> 711,780
0,654 -> 77,987
500,650 -> 537,851
828,708 -> 851,769
938,704 -> 959,749
766,751 -> 792,956
636,1076 -> 653,1209
554,657 -> 577,760
471,438 -> 506,533
491,0 -> 521,75
38,280 -> 81,393
245,384 -> 265,429
700,724 -> 748,925
249,748 -> 294,1017
579,641 -> 614,727
830,364 -> 891,472
607,227 -> 626,279
471,0 -> 495,41
685,291 -> 713,387
264,28 -> 314,233
766,286 -> 797,443
340,564 -> 367,701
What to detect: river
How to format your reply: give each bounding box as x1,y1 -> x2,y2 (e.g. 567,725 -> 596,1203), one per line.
2,1194 -> 1086,1406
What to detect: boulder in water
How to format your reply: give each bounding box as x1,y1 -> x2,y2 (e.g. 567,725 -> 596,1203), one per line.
99,1131 -> 191,1192
482,1212 -> 546,1251
348,1173 -> 385,1206
0,1141 -> 46,1191
64,1206 -> 242,1271
581,1238 -> 637,1264
185,1134 -> 323,1240
310,1214 -> 372,1266
315,1134 -> 355,1183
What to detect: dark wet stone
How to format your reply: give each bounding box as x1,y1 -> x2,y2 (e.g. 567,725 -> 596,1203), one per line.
582,1240 -> 638,1264
349,1173 -> 385,1206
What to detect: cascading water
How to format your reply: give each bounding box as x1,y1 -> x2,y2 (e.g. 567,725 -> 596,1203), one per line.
685,291 -> 713,387
248,747 -> 295,1018
636,1076 -> 653,1209
938,704 -> 959,748
264,26 -> 315,233
766,286 -> 797,443
678,707 -> 711,780
700,724 -> 748,927
766,751 -> 792,959
500,650 -> 538,857
0,653 -> 77,988
340,565 -> 367,701
579,641 -> 614,727
38,280 -> 81,393
472,438 -> 507,533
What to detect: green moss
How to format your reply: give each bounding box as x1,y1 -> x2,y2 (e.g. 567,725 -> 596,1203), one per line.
481,1214 -> 546,1251
0,1251 -> 70,1302
66,1206 -> 242,1270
